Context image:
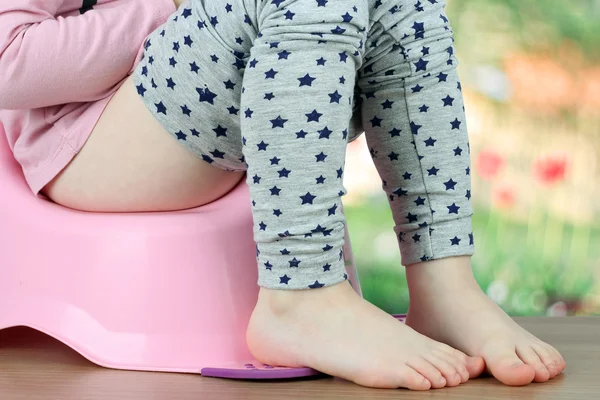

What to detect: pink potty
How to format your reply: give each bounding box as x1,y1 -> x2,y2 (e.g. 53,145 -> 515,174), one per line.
0,128 -> 405,379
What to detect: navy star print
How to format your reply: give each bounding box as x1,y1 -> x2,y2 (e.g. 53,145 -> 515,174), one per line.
362,0 -> 474,265
132,0 -> 475,289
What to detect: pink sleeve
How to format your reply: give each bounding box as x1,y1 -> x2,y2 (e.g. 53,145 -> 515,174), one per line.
0,0 -> 176,110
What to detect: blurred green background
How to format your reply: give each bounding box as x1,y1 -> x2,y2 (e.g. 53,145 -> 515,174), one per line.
345,0 -> 600,316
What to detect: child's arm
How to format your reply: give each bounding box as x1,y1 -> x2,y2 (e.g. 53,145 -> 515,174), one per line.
0,0 -> 175,110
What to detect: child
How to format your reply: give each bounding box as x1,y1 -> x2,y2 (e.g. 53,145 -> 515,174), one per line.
0,0 -> 565,389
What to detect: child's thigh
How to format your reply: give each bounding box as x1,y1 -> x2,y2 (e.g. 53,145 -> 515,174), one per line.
42,76 -> 245,213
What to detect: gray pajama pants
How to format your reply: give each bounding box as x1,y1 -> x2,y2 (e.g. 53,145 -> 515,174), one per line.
133,0 -> 475,290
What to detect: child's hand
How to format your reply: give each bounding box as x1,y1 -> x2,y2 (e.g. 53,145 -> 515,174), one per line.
173,0 -> 185,8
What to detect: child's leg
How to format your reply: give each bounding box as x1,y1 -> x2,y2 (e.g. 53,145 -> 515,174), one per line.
234,0 -> 483,389
42,76 -> 245,212
357,0 -> 564,386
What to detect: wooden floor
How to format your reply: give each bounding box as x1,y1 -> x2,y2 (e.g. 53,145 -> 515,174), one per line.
0,317 -> 598,399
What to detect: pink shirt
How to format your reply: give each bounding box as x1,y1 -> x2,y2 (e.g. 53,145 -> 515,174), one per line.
0,0 -> 176,195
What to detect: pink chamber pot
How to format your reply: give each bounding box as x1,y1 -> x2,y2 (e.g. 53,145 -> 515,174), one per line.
0,128 -> 404,379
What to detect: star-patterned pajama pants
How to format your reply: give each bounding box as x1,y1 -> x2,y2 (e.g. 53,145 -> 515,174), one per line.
132,0 -> 475,290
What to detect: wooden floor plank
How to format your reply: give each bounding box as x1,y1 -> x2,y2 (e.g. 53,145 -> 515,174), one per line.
0,317 -> 597,399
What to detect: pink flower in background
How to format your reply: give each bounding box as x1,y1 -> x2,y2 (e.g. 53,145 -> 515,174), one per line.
547,301 -> 568,317
533,156 -> 568,185
475,150 -> 505,181
492,185 -> 516,209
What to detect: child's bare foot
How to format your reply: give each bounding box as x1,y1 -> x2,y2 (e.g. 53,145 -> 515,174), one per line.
405,256 -> 566,386
247,281 -> 484,389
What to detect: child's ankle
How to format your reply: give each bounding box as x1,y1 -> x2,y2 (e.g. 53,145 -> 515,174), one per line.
257,281 -> 353,316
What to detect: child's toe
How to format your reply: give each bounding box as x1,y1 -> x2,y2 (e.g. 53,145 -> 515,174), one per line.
516,346 -> 551,383
532,344 -> 561,378
407,357 -> 447,389
485,347 -> 536,386
424,354 -> 462,386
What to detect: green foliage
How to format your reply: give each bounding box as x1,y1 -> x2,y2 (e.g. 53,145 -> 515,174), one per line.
447,0 -> 600,60
346,197 -> 598,316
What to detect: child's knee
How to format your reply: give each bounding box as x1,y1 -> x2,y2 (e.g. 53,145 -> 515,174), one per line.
361,0 -> 457,81
257,0 -> 369,57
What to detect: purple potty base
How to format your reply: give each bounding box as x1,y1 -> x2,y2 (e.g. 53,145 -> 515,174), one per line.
393,313 -> 406,323
201,314 -> 407,380
200,362 -> 322,380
